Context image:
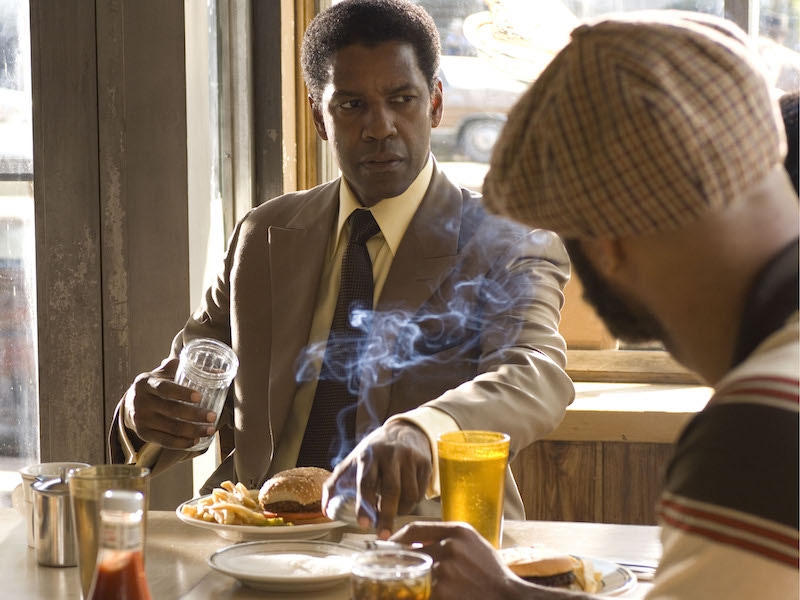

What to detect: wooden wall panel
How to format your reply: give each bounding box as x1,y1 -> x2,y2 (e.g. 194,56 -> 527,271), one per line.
31,0 -> 193,507
512,440 -> 674,525
602,443 -> 673,525
31,1 -> 104,464
96,0 -> 193,510
512,441 -> 602,522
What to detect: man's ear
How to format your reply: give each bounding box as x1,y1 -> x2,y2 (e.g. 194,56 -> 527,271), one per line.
431,79 -> 443,128
309,95 -> 328,140
579,238 -> 623,279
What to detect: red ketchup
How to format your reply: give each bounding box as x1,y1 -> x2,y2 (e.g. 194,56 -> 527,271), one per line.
87,490 -> 152,600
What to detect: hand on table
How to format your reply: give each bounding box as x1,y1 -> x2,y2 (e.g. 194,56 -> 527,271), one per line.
322,421 -> 432,539
390,522 -> 576,600
123,357 -> 217,449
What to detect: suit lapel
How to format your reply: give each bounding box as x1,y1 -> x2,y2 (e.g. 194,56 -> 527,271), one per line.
266,186 -> 340,453
359,166 -> 465,432
378,165 -> 464,311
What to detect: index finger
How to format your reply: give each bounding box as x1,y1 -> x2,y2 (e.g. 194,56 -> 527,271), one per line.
146,376 -> 202,405
355,457 -> 381,529
133,373 -> 211,427
373,460 -> 402,540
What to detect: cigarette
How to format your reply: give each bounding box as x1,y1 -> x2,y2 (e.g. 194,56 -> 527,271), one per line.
365,539 -> 426,551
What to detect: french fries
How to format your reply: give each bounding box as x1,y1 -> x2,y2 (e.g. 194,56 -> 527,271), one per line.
180,480 -> 288,527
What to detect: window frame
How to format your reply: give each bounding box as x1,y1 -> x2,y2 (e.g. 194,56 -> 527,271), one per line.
30,0 -> 194,507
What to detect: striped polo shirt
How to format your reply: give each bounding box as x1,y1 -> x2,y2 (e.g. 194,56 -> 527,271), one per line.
657,240 -> 799,569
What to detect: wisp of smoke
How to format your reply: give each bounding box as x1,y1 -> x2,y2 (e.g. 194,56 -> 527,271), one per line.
294,270 -> 527,469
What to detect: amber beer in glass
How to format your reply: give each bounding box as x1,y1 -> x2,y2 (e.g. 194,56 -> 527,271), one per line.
351,549 -> 432,600
437,430 -> 510,548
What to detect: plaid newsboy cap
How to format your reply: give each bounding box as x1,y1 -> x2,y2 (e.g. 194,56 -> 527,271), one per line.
482,11 -> 787,238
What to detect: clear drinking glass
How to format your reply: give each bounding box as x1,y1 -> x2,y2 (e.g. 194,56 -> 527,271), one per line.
351,549 -> 432,600
174,337 -> 238,452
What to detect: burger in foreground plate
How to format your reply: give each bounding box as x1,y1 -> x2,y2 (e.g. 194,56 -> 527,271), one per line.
499,546 -> 602,593
179,467 -> 334,527
258,467 -> 333,525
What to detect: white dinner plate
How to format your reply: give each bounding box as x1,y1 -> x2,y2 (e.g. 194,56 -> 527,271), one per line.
578,556 -> 637,597
176,496 -> 347,542
208,540 -> 360,592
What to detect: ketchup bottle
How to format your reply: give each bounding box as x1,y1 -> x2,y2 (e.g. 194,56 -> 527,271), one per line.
87,489 -> 152,600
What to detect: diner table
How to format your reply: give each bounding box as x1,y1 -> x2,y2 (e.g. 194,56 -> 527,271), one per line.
0,506 -> 660,598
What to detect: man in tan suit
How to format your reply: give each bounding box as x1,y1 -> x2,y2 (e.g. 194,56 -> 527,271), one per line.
110,0 -> 574,534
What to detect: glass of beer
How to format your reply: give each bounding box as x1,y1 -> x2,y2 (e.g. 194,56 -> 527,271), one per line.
351,549 -> 432,600
68,465 -> 150,599
437,430 -> 510,548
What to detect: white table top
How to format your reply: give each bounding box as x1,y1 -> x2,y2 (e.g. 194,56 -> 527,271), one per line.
0,507 -> 660,598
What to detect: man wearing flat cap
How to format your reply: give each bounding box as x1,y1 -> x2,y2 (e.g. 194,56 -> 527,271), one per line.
391,11 -> 799,600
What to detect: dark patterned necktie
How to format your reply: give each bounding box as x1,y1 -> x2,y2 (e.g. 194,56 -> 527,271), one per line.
296,209 -> 380,469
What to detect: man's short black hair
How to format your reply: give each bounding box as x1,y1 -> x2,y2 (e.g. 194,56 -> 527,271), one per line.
301,0 -> 441,103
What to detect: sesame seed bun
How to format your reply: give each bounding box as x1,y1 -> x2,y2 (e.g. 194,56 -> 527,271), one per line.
500,546 -> 579,578
258,467 -> 331,512
499,546 -> 602,592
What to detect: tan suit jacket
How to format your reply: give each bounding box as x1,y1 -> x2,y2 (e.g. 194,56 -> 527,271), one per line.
110,163 -> 574,517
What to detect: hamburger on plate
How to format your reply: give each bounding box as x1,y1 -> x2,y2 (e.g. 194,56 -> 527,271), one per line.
258,466 -> 333,525
499,545 -> 602,593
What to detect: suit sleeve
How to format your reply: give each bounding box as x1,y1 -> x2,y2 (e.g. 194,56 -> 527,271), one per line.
421,226 -> 574,462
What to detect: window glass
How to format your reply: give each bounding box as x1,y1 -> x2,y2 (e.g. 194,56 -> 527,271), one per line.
0,0 -> 36,507
188,0 -> 230,493
421,0 -> 799,191
414,0 -> 797,369
758,0 -> 800,90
